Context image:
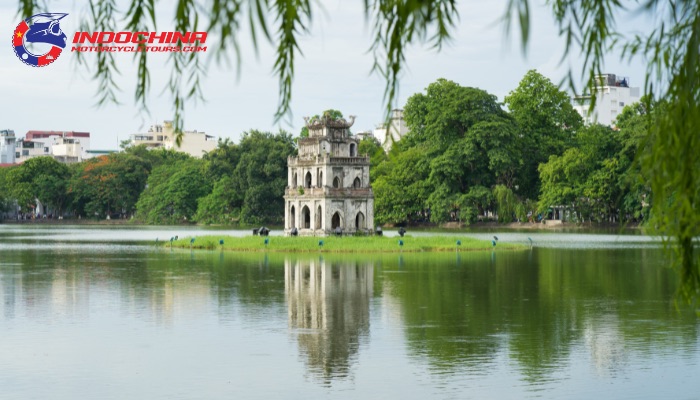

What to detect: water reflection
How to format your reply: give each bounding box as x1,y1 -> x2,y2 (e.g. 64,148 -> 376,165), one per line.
0,231 -> 698,399
584,314 -> 628,377
285,257 -> 373,384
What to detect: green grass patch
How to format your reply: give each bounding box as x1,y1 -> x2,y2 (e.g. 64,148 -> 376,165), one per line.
164,235 -> 525,253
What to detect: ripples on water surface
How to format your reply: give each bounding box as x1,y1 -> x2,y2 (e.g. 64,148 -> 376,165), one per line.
0,225 -> 697,399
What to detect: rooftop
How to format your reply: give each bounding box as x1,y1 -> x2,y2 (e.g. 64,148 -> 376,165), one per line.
26,131 -> 90,140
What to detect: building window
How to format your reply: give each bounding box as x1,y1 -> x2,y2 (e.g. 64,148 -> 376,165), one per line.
305,172 -> 312,189
22,150 -> 28,156
619,101 -> 625,107
333,177 -> 340,188
44,147 -> 49,153
353,177 -> 361,188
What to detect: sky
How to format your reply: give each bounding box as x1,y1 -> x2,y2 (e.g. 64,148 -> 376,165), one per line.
1,1 -> 649,151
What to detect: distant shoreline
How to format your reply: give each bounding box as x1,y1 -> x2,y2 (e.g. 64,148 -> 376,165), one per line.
0,218 -> 642,231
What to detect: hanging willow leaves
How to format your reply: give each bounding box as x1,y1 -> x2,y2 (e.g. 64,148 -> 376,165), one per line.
16,0 -> 458,137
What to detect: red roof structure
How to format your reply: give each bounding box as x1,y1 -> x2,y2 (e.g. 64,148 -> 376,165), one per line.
25,131 -> 90,140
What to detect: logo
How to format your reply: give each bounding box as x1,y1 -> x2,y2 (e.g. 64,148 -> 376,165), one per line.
71,31 -> 208,53
12,13 -> 68,67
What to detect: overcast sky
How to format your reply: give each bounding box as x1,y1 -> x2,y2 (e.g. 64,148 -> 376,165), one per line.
1,1 -> 648,150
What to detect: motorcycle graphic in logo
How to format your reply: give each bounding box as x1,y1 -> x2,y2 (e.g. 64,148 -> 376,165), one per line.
12,13 -> 68,67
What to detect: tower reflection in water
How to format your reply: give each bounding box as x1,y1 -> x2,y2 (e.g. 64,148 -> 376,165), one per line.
285,257 -> 373,384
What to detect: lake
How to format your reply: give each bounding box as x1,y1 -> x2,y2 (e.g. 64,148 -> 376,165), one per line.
0,225 -> 697,399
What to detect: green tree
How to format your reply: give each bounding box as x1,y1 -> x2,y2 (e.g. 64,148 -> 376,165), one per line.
6,157 -> 71,216
380,78 -> 520,224
403,79 -> 507,149
373,147 -> 432,224
70,153 -> 151,218
493,184 -> 520,223
194,175 -> 239,224
202,139 -> 241,182
537,124 -> 630,223
136,159 -> 211,224
124,145 -> 192,168
233,130 -> 296,224
614,100 -> 652,222
358,136 -> 388,181
195,130 -> 296,225
0,167 -> 12,214
504,70 -> 583,200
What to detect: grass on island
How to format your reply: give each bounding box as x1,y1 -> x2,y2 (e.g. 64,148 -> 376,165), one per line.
165,234 -> 525,253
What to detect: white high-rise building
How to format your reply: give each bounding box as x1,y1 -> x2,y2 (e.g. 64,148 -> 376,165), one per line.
572,74 -> 641,127
0,130 -> 16,164
373,109 -> 409,152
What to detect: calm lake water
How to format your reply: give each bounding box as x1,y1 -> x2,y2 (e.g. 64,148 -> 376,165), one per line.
0,225 -> 698,399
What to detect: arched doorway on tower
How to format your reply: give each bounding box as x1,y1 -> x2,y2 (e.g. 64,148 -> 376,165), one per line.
355,211 -> 365,230
301,206 -> 311,229
290,205 -> 296,228
331,212 -> 341,229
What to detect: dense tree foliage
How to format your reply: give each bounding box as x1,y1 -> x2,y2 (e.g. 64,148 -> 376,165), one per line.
229,130 -> 296,224
195,130 -> 296,225
69,153 -> 151,218
6,157 -> 71,215
375,78 -> 522,224
2,131 -> 295,225
537,103 -> 652,224
0,72 -> 647,230
0,167 -> 9,213
370,75 -> 649,228
136,159 -> 212,224
504,70 -> 583,200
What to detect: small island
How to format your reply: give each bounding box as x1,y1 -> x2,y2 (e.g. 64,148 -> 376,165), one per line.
167,235 -> 525,253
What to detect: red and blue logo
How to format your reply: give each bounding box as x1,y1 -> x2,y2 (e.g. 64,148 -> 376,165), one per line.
12,13 -> 68,67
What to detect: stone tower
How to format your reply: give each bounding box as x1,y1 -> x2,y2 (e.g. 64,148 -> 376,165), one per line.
284,114 -> 374,236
